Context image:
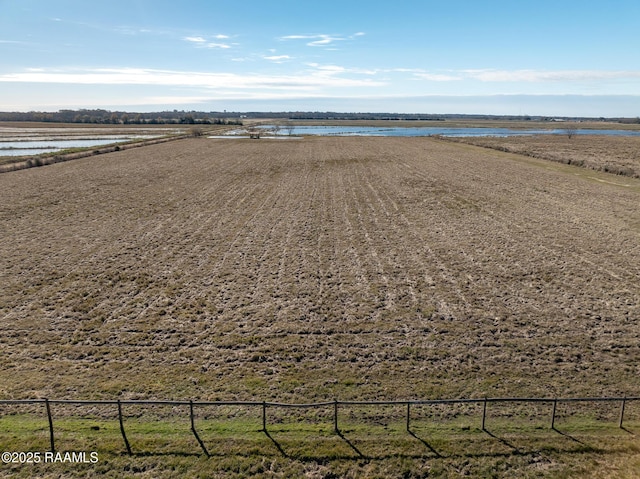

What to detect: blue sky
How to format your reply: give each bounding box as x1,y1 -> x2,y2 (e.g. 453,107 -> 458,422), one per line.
1,0 -> 639,116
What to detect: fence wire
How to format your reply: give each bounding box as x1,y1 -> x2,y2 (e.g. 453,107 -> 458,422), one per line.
0,396 -> 637,455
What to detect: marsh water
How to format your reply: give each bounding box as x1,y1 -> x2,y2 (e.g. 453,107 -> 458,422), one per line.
0,127 -> 173,157
256,125 -> 640,137
0,138 -> 134,156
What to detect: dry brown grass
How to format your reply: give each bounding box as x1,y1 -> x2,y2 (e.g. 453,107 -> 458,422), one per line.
447,134 -> 640,178
1,136 -> 639,406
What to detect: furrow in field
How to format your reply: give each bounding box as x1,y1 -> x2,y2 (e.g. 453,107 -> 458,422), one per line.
2,136 -> 640,401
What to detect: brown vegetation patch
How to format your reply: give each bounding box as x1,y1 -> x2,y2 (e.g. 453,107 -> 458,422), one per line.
445,134 -> 640,178
1,137 -> 639,406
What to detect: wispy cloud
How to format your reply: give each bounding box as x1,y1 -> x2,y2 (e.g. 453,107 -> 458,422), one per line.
115,26 -> 154,36
414,72 -> 462,81
465,69 -> 640,82
204,43 -> 232,49
307,63 -> 378,76
183,35 -> 232,49
280,32 -> 364,47
413,69 -> 640,83
184,36 -> 206,43
263,55 -> 292,63
306,63 -> 346,74
280,34 -> 339,46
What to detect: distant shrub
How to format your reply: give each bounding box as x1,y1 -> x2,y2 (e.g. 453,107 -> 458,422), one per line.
565,126 -> 577,139
602,164 -> 635,177
190,126 -> 204,137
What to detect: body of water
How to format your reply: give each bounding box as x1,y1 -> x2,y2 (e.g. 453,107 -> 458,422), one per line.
0,137 -> 145,157
255,125 -> 640,138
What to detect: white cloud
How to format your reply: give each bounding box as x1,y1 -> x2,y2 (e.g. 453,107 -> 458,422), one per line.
307,63 -> 377,76
463,69 -> 640,82
184,36 -> 206,43
280,34 -> 341,46
308,35 -> 338,47
414,72 -> 462,81
307,63 -> 345,73
409,68 -> 640,84
203,43 -> 232,49
280,32 -> 364,47
0,67 -> 384,92
184,36 -> 232,49
263,55 -> 292,62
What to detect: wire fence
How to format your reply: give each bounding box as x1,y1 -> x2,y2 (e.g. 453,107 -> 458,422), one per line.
0,396 -> 637,457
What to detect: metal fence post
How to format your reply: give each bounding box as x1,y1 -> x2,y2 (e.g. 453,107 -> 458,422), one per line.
406,402 -> 411,432
482,398 -> 487,431
117,400 -> 132,455
262,401 -> 267,433
2,394 -> 637,457
44,398 -> 55,453
190,400 -> 209,457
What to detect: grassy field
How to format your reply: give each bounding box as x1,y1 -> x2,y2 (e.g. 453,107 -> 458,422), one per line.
1,135 -> 640,477
447,134 -> 640,178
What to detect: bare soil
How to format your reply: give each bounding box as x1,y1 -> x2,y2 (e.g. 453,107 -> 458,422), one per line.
1,136 -> 639,406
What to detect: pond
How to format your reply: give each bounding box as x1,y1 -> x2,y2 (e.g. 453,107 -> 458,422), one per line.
255,125 -> 640,138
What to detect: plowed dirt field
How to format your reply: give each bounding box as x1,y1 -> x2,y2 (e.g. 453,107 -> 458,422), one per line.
1,136 -> 640,402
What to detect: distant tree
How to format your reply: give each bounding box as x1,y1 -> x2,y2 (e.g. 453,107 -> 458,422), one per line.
565,125 -> 577,139
284,121 -> 295,136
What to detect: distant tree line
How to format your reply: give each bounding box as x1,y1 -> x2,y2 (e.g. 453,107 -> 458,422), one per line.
0,109 -> 243,125
0,109 -> 635,124
234,112 -> 634,122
